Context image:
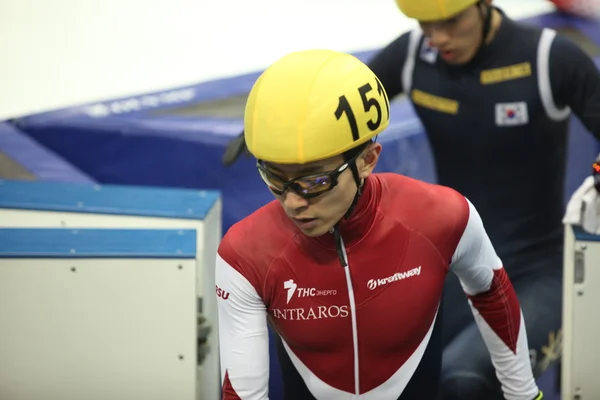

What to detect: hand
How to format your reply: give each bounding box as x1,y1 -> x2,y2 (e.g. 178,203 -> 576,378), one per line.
563,154 -> 600,234
593,152 -> 600,193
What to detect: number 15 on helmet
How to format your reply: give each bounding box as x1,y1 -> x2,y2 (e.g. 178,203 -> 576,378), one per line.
243,49 -> 391,165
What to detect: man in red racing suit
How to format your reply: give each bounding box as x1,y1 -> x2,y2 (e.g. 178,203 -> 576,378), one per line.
215,49 -> 542,400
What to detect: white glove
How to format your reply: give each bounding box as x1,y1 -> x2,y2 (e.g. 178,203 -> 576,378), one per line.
563,175 -> 600,234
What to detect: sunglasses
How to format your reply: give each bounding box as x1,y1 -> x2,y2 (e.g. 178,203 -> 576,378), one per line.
256,152 -> 362,199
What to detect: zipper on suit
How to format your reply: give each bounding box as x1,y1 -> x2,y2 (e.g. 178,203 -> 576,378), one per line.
338,234 -> 360,397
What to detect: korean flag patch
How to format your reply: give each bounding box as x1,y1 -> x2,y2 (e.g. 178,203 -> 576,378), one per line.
495,102 -> 529,126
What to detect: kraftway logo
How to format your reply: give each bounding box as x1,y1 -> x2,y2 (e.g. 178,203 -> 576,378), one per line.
367,266 -> 422,290
283,279 -> 336,304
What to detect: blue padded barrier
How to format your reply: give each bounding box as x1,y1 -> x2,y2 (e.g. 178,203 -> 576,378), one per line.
0,122 -> 94,183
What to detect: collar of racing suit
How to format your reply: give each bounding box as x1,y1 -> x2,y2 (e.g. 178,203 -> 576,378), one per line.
313,175 -> 380,249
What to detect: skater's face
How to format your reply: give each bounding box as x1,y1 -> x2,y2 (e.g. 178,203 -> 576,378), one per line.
419,2 -> 490,65
260,142 -> 381,237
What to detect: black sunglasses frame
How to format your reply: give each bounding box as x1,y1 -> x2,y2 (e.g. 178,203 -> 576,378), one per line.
256,151 -> 362,199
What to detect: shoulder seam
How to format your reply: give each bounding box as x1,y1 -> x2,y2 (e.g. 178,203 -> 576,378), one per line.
378,207 -> 449,270
262,232 -> 302,303
220,229 -> 298,305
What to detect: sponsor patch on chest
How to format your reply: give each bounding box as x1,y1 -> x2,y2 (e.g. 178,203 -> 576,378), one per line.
411,89 -> 460,115
283,279 -> 337,304
495,101 -> 529,126
480,62 -> 532,85
367,265 -> 422,290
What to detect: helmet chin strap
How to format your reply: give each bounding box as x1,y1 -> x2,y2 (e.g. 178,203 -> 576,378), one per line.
460,1 -> 492,69
478,0 -> 493,49
343,163 -> 363,220
331,162 -> 363,267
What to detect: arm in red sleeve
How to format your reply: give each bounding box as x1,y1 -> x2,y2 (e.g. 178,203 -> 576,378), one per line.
450,198 -> 540,400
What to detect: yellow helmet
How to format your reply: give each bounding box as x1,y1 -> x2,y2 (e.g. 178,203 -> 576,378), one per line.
395,0 -> 479,22
244,49 -> 390,164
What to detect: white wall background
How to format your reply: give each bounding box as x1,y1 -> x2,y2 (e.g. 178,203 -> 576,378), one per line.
0,0 -> 557,120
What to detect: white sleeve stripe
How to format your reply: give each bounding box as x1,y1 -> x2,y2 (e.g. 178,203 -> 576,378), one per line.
402,28 -> 423,94
215,253 -> 270,399
537,28 -> 571,121
450,198 -> 503,296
